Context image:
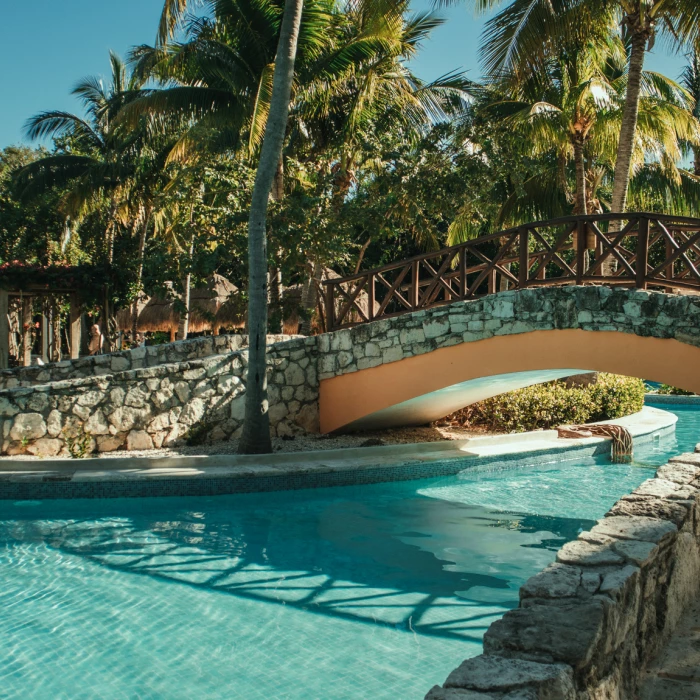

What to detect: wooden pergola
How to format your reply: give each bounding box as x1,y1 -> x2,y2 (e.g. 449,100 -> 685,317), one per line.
0,286 -> 82,369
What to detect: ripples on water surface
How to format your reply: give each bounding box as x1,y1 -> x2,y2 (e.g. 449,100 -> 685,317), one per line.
0,404 -> 697,699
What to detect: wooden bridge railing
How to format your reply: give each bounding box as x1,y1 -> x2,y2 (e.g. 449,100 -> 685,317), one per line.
322,212 -> 700,331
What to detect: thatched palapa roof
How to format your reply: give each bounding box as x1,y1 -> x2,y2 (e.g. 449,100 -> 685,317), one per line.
134,275 -> 239,334
189,274 -> 238,333
116,292 -> 150,331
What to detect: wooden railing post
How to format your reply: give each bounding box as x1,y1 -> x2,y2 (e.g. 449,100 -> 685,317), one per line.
576,218 -> 586,285
459,247 -> 466,299
636,216 -> 649,289
367,273 -> 375,321
411,260 -> 419,309
518,227 -> 529,288
325,282 -> 335,331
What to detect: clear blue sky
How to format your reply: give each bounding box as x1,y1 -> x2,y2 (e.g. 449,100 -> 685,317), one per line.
0,0 -> 689,149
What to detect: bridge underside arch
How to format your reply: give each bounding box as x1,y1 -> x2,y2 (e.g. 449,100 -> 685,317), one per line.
319,329 -> 700,433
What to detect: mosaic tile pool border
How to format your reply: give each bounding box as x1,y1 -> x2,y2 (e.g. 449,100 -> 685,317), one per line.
0,421 -> 675,501
646,394 -> 700,405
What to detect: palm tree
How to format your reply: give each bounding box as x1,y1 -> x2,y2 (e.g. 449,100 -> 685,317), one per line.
240,0 -> 305,453
681,51 -> 700,175
16,53 -> 168,348
460,0 -> 700,217
447,37 -> 700,244
18,54 -> 141,261
152,0 -> 306,453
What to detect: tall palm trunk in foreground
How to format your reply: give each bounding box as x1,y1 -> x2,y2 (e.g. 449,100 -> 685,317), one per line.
573,138 -> 587,215
238,0 -> 304,454
610,29 -> 648,216
604,25 -> 648,275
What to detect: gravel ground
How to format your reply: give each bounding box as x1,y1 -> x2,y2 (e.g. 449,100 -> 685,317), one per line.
0,425 -> 496,461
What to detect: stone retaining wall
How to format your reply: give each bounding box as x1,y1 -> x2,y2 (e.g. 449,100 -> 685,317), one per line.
1,287 -> 699,457
0,334 -> 299,390
0,336 -> 318,457
426,446 -> 700,700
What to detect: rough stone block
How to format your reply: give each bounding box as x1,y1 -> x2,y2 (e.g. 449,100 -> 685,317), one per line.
599,564 -> 640,602
557,540 -> 624,567
608,497 -> 690,529
26,437 -> 62,457
484,600 -> 607,668
46,409 -> 62,437
230,395 -> 245,421
445,654 -> 575,698
84,410 -> 110,436
656,462 -> 700,485
423,319 -> 450,339
520,563 -> 581,600
108,405 -> 152,432
610,539 -> 658,567
400,328 -> 425,345
9,413 -> 47,441
110,356 -> 130,372
632,478 -> 682,499
592,516 -> 677,544
0,397 -> 19,418
670,453 -> 700,467
382,347 -> 403,363
179,398 -> 206,426
126,430 -> 154,451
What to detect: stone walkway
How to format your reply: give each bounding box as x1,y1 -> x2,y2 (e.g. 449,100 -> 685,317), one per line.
639,594 -> 700,699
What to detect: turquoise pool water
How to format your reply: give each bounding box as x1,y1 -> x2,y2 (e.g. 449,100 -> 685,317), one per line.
0,404 -> 698,700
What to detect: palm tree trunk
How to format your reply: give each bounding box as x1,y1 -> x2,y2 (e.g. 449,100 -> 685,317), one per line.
299,261 -> 322,334
606,29 -> 647,275
132,207 -> 152,339
610,30 -> 647,216
573,139 -> 587,216
268,158 -> 284,333
694,146 -> 700,176
177,230 -> 195,341
238,0 -> 304,455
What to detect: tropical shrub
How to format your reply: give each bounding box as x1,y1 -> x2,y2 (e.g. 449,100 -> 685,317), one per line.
464,374 -> 646,433
655,384 -> 695,396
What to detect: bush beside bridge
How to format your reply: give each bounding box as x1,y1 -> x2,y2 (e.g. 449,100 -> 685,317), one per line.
445,374 -> 646,433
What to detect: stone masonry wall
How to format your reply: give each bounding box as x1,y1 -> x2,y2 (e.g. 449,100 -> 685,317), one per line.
426,447 -> 700,700
0,334 -> 300,390
318,286 -> 700,382
0,336 -> 318,457
1,287 -> 699,457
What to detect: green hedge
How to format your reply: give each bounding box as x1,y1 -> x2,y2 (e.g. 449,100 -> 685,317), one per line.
655,384 -> 695,396
469,374 -> 646,433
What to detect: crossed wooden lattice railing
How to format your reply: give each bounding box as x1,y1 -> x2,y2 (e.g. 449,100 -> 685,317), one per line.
322,212 -> 700,331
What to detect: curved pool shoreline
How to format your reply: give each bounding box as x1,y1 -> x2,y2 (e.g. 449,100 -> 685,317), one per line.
0,405 -> 677,500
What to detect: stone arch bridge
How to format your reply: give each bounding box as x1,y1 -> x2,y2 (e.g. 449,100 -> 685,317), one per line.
1,285 -> 699,457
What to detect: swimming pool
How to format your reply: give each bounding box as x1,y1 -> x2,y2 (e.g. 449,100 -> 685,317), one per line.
0,404 -> 697,700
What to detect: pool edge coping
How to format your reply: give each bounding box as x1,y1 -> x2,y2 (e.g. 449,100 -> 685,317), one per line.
0,405 -> 678,500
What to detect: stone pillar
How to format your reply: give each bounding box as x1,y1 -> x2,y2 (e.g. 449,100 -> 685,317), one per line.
69,293 -> 81,359
0,290 -> 8,369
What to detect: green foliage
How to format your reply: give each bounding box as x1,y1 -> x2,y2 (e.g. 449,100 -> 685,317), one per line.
656,384 -> 695,396
62,426 -> 93,459
4,0 -> 700,339
184,421 -> 214,446
470,374 -> 646,433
